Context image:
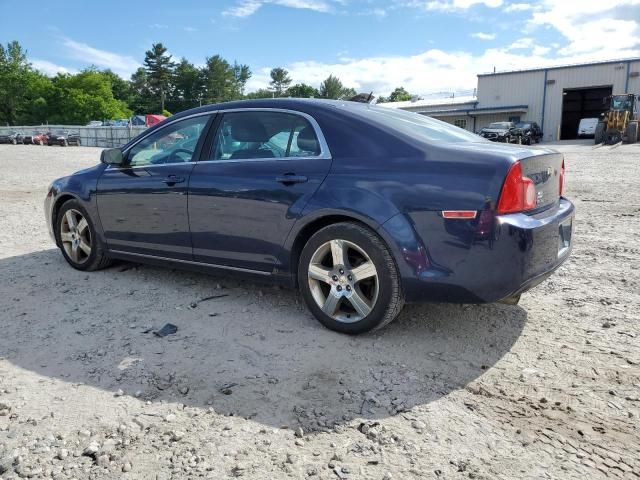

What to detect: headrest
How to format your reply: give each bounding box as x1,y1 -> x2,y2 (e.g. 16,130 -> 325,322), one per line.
229,117 -> 270,142
297,127 -> 319,153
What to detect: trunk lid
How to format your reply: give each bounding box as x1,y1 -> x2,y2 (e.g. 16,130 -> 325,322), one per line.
519,152 -> 563,211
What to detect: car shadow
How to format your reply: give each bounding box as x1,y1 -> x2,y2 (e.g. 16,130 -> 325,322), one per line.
0,249 -> 527,431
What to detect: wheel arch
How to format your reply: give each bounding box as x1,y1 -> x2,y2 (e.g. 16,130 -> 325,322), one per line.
284,211 -> 387,289
51,193 -> 81,243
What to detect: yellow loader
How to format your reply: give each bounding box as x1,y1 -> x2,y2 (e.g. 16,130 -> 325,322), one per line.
594,93 -> 639,145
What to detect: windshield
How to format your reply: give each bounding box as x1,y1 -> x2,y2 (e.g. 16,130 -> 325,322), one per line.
515,122 -> 531,128
360,105 -> 482,143
611,96 -> 633,111
488,122 -> 513,129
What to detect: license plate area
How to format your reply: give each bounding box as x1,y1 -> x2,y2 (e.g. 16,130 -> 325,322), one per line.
558,217 -> 573,257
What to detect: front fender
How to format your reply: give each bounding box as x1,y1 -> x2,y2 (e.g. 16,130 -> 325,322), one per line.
45,164 -> 106,247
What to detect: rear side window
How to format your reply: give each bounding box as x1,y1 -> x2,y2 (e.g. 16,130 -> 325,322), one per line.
363,105 -> 484,143
209,111 -> 321,161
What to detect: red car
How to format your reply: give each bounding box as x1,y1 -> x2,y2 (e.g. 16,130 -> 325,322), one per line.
32,132 -> 49,146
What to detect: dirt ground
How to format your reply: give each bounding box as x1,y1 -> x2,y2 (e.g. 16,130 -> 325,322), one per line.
0,141 -> 638,480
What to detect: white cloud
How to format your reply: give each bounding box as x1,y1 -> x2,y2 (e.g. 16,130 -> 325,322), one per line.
504,2 -> 533,12
471,32 -> 496,40
223,0 -> 336,17
62,39 -> 141,77
149,23 -> 168,29
412,0 -> 503,12
246,30 -> 640,98
508,37 -> 535,49
529,0 -> 640,56
31,59 -> 74,76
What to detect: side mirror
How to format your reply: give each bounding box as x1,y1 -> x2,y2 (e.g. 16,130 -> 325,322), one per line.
100,148 -> 124,165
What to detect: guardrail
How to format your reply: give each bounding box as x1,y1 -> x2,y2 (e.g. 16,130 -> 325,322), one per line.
0,125 -> 148,148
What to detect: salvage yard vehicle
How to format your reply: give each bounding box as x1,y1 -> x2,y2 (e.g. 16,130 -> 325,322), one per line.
0,131 -> 24,144
513,121 -> 543,144
479,122 -> 516,142
577,118 -> 599,138
594,93 -> 639,145
45,99 -> 574,334
47,130 -> 81,146
33,132 -> 49,146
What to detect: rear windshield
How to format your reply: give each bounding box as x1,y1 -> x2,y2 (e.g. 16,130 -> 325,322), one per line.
488,122 -> 513,129
515,122 -> 531,128
360,105 -> 482,143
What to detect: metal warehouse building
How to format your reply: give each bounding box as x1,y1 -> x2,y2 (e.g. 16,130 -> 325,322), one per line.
381,58 -> 640,142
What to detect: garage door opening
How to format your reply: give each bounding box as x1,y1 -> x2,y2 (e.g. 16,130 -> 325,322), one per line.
561,86 -> 612,140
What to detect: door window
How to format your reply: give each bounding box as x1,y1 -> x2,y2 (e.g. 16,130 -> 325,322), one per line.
127,115 -> 211,167
210,111 -> 321,161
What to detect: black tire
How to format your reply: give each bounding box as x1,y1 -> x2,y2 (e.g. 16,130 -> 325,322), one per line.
626,122 -> 638,144
298,222 -> 404,334
55,199 -> 112,271
605,128 -> 622,145
61,139 -> 68,147
594,122 -> 605,144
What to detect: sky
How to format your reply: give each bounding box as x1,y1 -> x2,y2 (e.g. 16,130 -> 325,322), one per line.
1,0 -> 639,97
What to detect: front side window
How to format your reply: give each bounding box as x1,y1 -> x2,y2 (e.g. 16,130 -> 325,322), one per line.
210,111 -> 321,161
127,115 -> 210,167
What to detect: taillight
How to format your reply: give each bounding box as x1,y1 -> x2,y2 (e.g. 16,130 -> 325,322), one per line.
496,161 -> 536,214
559,159 -> 565,197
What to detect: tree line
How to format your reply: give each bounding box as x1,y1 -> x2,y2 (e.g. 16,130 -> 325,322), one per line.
0,40 -> 415,126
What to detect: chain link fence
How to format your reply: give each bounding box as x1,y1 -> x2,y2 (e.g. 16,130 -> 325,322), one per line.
0,125 -> 148,148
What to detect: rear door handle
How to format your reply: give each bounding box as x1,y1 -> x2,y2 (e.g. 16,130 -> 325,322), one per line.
276,173 -> 308,185
162,175 -> 185,185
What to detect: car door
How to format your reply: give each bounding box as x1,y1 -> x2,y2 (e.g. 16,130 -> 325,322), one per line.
97,113 -> 214,260
188,109 -> 332,272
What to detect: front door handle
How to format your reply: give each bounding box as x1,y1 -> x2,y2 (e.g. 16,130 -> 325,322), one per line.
162,175 -> 185,185
276,173 -> 308,185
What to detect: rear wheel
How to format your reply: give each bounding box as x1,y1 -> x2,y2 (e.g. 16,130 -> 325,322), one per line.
298,222 -> 404,334
55,200 -> 112,271
626,122 -> 638,144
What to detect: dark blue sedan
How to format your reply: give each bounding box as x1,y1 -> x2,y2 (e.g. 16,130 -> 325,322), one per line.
45,99 -> 574,334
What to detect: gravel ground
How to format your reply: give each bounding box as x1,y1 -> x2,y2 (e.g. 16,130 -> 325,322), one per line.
0,142 -> 638,480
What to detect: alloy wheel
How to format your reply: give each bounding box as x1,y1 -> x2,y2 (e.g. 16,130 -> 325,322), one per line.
307,239 -> 379,323
60,209 -> 92,264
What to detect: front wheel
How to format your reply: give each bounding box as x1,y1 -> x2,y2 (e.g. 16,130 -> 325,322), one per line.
55,200 -> 112,271
298,222 -> 404,334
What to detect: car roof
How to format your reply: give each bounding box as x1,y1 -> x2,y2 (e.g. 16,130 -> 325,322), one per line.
169,98 -> 370,120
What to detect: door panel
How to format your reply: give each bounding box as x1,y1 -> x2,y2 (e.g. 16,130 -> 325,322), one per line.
189,158 -> 330,271
97,164 -> 195,259
97,113 -> 213,259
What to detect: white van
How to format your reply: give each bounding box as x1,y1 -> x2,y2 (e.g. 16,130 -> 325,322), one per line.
578,118 -> 599,138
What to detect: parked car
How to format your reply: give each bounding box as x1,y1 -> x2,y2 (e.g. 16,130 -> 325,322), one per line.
479,122 -> 516,142
86,121 -> 103,127
45,99 -> 574,334
33,132 -> 49,145
513,121 -> 543,144
47,130 -> 81,146
0,131 -> 24,144
577,118 -> 599,138
22,132 -> 35,145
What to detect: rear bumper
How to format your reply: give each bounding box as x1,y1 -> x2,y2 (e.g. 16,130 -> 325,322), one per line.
387,198 -> 575,304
